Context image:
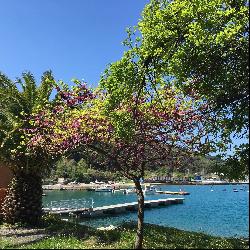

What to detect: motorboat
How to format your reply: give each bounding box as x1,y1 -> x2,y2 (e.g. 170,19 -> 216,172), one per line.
112,189 -> 125,193
233,188 -> 238,192
123,188 -> 136,194
95,185 -> 113,192
143,185 -> 158,195
95,180 -> 105,185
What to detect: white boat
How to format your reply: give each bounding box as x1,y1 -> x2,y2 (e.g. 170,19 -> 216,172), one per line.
95,185 -> 113,192
143,185 -> 158,195
123,188 -> 136,194
95,180 -> 105,185
112,189 -> 125,193
202,180 -> 227,184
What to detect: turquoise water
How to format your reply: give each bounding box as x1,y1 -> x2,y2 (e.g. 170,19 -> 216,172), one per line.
43,184 -> 249,238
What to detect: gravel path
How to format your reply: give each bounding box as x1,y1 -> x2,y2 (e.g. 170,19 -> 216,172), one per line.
0,226 -> 50,247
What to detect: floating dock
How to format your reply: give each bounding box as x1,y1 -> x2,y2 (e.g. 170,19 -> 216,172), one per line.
156,190 -> 190,195
43,198 -> 184,218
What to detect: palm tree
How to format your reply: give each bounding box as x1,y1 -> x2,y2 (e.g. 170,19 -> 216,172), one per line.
0,71 -> 55,225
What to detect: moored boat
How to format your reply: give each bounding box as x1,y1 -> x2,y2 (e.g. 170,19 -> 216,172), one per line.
112,189 -> 125,193
95,185 -> 113,192
123,188 -> 136,194
143,185 -> 158,195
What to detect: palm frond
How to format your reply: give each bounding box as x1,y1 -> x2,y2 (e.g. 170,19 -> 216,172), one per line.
0,70 -> 56,171
35,70 -> 54,107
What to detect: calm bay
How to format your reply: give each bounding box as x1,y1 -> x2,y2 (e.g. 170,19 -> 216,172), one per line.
43,184 -> 249,238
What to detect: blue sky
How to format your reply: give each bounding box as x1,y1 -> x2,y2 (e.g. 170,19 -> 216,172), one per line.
0,0 -> 149,86
0,0 -> 247,155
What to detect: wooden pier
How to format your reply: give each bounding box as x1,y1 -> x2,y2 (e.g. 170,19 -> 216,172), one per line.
156,190 -> 190,195
43,198 -> 184,218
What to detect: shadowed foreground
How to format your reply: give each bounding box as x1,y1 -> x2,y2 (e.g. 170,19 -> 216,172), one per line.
0,215 -> 248,249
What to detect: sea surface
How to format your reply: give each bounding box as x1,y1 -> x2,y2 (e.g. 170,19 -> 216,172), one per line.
43,184 -> 249,238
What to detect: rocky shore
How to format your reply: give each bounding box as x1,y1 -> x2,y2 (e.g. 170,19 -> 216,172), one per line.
42,181 -> 249,191
42,182 -> 136,191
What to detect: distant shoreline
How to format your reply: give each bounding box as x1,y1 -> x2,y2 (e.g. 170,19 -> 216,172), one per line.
42,181 -> 249,190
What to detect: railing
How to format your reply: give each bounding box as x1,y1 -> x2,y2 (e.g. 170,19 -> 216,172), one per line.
43,198 -> 94,211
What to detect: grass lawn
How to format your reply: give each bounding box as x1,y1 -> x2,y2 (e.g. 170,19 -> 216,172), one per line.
0,215 -> 248,249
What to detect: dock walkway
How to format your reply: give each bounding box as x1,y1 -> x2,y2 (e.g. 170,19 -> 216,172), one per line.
156,190 -> 190,195
43,198 -> 184,218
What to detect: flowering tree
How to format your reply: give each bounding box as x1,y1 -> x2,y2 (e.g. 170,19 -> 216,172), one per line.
21,0 -> 235,244
13,0 -> 247,245
25,77 -> 219,248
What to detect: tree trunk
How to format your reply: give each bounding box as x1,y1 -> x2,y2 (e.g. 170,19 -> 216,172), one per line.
134,179 -> 144,249
2,171 -> 43,225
